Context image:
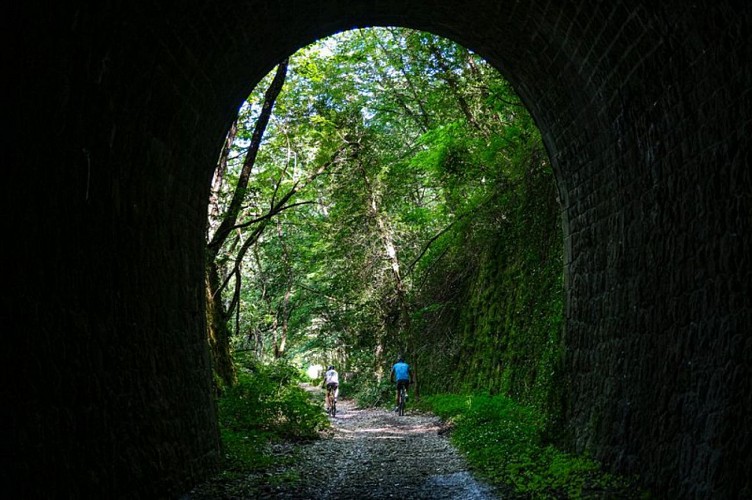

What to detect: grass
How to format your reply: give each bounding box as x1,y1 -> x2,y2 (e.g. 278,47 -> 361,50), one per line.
419,393 -> 647,499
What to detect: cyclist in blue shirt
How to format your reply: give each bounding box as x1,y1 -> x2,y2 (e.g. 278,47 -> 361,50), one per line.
389,355 -> 412,410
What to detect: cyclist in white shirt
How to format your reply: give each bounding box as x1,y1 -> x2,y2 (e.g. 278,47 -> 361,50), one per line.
323,365 -> 339,412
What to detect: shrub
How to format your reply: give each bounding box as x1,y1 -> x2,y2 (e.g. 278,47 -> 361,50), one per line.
218,357 -> 329,471
350,376 -> 393,408
423,394 -> 641,498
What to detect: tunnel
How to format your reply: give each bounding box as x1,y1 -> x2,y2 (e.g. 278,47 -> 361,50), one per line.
6,1 -> 750,497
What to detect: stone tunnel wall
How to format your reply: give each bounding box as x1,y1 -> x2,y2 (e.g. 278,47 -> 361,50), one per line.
506,3 -> 752,497
6,3 -> 227,497
6,0 -> 750,497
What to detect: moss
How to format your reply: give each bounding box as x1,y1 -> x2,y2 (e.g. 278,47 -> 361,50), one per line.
409,156 -> 565,419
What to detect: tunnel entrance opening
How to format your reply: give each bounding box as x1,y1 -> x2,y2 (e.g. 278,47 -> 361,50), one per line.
204,28 -> 567,494
206,25 -> 563,404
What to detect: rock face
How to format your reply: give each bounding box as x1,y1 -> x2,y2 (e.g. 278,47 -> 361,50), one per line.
6,0 -> 750,498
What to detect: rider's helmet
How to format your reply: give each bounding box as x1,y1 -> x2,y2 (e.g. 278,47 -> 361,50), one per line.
397,355 -> 404,362
328,365 -> 334,371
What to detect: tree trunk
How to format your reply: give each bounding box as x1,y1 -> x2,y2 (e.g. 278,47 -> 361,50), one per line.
204,60 -> 288,384
207,59 -> 289,256
273,219 -> 293,358
359,162 -> 413,379
205,262 -> 236,388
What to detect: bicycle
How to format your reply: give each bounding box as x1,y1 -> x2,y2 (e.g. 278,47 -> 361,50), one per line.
396,383 -> 407,416
326,384 -> 337,417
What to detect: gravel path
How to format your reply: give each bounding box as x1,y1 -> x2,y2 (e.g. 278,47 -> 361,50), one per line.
264,394 -> 498,499
188,390 -> 500,499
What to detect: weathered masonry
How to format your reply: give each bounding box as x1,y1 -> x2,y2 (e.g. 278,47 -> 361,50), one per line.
6,1 -> 750,498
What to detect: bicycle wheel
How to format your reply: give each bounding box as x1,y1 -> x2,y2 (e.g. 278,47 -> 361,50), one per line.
331,399 -> 337,417
398,387 -> 406,416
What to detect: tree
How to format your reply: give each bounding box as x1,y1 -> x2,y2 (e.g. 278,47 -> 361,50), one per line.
206,59 -> 288,386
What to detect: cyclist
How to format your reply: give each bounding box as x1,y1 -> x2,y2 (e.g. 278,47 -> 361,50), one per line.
389,355 -> 412,411
323,365 -> 339,413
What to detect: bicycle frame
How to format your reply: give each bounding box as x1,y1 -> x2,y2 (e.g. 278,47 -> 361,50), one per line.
397,385 -> 407,416
327,386 -> 337,417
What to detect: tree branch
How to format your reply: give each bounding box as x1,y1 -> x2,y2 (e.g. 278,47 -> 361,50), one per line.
208,58 -> 289,256
405,194 -> 496,277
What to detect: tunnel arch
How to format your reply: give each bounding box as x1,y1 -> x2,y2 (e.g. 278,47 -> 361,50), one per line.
8,1 -> 750,498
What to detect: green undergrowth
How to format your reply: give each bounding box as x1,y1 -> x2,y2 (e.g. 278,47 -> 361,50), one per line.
420,393 -> 646,499
217,355 -> 329,474
350,376 -> 393,408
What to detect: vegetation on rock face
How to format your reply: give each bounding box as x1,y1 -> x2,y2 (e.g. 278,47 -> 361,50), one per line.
406,135 -> 564,411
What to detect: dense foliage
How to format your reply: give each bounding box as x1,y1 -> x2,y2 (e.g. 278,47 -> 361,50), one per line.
207,27 -> 563,409
217,353 -> 328,473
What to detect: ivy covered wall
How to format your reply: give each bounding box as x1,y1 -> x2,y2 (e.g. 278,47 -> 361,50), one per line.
410,158 -> 564,414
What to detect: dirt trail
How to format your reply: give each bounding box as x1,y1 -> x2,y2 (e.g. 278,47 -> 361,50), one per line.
188,390 -> 500,499
263,394 -> 498,499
